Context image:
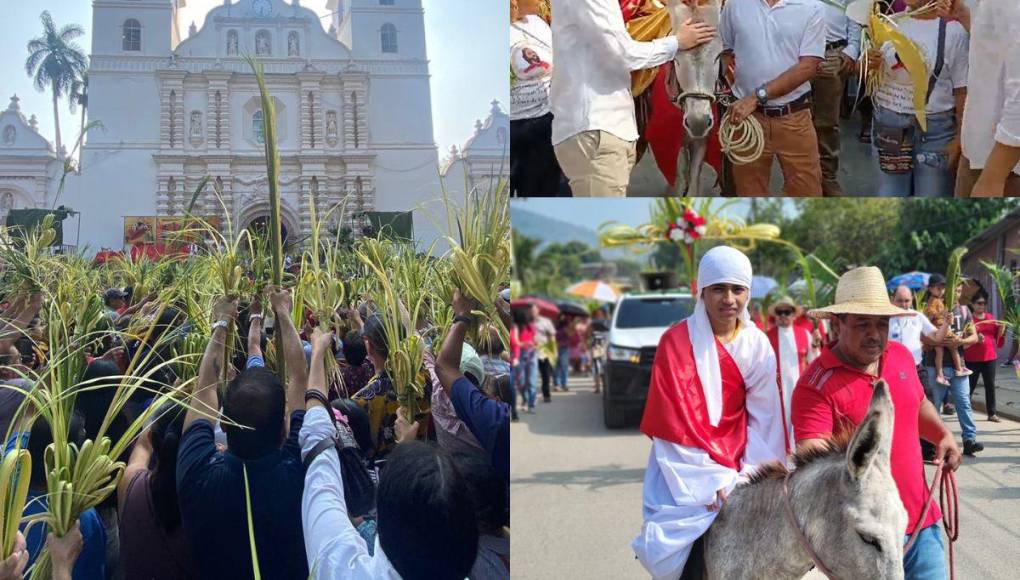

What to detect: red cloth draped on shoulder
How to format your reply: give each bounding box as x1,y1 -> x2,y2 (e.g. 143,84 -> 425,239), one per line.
640,321 -> 748,470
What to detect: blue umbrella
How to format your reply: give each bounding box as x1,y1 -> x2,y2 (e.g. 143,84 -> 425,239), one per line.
751,276 -> 778,299
887,272 -> 930,291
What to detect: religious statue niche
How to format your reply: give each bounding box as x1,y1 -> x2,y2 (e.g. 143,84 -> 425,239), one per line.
288,32 -> 300,57
255,30 -> 272,56
2,125 -> 15,146
190,111 -> 204,145
326,111 -> 338,147
227,30 -> 239,55
0,192 -> 14,214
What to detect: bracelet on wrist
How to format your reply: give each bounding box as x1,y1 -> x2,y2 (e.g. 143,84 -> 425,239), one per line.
453,314 -> 474,326
304,390 -> 330,409
211,320 -> 230,332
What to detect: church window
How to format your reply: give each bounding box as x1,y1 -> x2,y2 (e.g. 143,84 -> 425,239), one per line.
381,24 -> 398,53
227,30 -> 239,55
123,19 -> 142,52
253,111 -> 265,144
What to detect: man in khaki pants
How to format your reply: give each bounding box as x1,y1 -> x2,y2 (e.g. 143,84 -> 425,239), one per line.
811,2 -> 860,197
550,0 -> 716,197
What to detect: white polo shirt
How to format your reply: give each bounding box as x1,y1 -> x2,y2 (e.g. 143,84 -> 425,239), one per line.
889,310 -> 938,366
549,0 -> 679,145
962,0 -> 1020,175
720,0 -> 825,106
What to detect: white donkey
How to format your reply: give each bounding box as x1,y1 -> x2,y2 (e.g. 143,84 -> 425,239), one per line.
666,0 -> 724,196
702,380 -> 908,579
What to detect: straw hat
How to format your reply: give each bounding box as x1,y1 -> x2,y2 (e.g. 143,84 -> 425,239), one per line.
767,295 -> 801,317
808,266 -> 916,319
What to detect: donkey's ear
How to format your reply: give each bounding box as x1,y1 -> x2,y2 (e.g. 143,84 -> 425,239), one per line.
846,380 -> 895,482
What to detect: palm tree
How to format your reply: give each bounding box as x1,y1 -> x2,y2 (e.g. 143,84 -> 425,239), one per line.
69,71 -> 89,168
25,11 -> 87,156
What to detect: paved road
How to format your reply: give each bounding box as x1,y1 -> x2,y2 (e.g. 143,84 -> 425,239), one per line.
511,375 -> 1020,579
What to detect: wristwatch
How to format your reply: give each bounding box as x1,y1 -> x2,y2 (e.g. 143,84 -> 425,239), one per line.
755,84 -> 769,106
211,320 -> 230,332
453,315 -> 474,326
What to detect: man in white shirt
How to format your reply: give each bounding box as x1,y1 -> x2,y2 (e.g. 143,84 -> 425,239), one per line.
889,285 -> 939,368
720,0 -> 826,196
956,0 -> 1020,196
549,0 -> 716,197
812,1 -> 862,196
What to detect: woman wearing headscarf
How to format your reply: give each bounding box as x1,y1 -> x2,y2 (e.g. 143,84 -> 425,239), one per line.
632,246 -> 786,580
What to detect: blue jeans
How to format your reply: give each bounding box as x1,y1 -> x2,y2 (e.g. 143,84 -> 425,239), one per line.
903,524 -> 946,580
513,349 -> 539,410
555,346 -> 570,387
872,107 -> 957,197
926,366 -> 977,442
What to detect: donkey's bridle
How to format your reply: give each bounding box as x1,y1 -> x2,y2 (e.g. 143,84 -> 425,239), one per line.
782,470 -> 840,580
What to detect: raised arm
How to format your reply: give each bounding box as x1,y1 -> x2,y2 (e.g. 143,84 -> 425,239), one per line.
117,427 -> 153,507
183,297 -> 237,431
269,288 -> 309,415
306,328 -> 332,409
247,300 -> 264,360
435,290 -> 473,391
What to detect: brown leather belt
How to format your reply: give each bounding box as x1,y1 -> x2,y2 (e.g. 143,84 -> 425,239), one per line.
758,93 -> 812,118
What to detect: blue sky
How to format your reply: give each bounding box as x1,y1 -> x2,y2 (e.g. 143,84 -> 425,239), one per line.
0,0 -> 507,153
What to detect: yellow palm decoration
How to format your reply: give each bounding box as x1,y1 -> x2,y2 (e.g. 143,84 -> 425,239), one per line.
599,199 -> 788,291
870,12 -> 931,131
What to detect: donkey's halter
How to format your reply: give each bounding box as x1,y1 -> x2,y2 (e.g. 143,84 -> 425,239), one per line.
782,470 -> 840,580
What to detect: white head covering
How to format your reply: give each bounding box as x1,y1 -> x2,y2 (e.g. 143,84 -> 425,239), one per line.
687,246 -> 753,427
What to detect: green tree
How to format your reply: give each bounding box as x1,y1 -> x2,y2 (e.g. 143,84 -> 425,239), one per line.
68,70 -> 89,166
512,233 -> 541,289
25,11 -> 87,155
781,199 -> 901,272
875,199 -> 1019,275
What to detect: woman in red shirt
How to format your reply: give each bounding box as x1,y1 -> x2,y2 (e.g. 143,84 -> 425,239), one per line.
512,308 -> 539,414
965,290 -> 1005,422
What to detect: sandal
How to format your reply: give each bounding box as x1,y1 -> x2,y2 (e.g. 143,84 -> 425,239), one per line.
989,415 -> 1002,423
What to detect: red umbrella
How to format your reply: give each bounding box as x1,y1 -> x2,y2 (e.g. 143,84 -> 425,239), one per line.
511,296 -> 560,318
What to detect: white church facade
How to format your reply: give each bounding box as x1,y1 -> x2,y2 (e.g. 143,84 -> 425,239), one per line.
0,0 -> 508,252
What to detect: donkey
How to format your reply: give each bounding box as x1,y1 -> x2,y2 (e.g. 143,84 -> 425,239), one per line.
703,380 -> 908,580
666,0 -> 724,197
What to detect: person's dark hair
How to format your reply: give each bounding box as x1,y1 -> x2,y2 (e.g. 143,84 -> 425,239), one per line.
148,402 -> 187,531
28,411 -> 85,489
77,360 -> 130,449
342,332 -> 368,367
377,442 -> 478,580
475,326 -> 505,357
221,367 -> 286,459
362,314 -> 390,359
511,307 -> 533,327
331,398 -> 374,454
972,289 -> 989,304
453,451 -> 509,534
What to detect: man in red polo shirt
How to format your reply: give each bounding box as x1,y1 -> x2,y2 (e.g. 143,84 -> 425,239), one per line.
792,266 -> 961,580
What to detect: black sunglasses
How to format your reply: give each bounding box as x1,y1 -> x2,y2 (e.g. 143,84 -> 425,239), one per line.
775,309 -> 795,316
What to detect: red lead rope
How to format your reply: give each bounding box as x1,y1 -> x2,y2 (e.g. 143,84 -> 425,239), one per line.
903,463 -> 959,580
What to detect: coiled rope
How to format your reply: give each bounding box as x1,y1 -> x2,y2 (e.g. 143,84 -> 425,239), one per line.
718,109 -> 765,166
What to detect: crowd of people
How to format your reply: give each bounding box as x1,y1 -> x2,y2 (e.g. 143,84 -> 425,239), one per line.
0,277 -> 512,579
510,0 -> 1020,197
509,305 -> 607,417
628,245 -> 1014,579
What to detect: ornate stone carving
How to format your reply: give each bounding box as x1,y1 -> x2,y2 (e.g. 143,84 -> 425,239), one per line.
227,30 -> 239,55
190,111 -> 204,145
1,126 -> 14,146
288,32 -> 300,57
326,111 -> 338,147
